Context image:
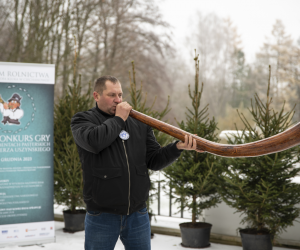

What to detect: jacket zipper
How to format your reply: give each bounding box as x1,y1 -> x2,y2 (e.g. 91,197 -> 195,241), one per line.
122,140 -> 130,215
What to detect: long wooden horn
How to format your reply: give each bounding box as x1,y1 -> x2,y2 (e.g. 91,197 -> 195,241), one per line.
129,109 -> 300,158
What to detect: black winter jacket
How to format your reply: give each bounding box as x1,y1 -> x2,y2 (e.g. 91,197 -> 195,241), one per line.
71,105 -> 182,215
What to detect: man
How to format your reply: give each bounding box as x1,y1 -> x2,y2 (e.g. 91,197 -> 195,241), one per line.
0,93 -> 24,125
71,76 -> 202,250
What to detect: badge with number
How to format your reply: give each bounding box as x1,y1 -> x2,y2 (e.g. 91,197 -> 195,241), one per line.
119,130 -> 130,140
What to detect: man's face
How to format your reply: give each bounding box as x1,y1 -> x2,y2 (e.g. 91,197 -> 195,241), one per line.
93,80 -> 123,115
8,100 -> 20,110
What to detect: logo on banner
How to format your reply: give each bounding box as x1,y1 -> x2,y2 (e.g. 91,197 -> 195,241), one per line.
0,93 -> 24,126
5,235 -> 18,239
0,85 -> 36,134
40,233 -> 50,236
2,230 -> 8,234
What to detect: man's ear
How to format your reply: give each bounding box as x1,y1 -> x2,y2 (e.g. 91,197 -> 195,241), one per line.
93,91 -> 100,101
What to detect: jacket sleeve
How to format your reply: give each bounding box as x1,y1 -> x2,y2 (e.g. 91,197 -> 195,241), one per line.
146,126 -> 182,171
71,112 -> 125,154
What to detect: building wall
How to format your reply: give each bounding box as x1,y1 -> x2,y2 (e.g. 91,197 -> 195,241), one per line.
206,201 -> 300,243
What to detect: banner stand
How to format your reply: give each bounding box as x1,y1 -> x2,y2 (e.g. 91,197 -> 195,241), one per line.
0,62 -> 55,246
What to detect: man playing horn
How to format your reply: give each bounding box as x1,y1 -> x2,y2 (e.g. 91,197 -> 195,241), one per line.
71,75 -> 202,250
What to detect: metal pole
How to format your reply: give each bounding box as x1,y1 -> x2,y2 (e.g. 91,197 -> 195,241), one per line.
181,196 -> 183,218
169,185 -> 172,217
158,181 -> 160,215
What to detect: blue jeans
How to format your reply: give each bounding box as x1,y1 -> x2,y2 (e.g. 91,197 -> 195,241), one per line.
85,207 -> 151,250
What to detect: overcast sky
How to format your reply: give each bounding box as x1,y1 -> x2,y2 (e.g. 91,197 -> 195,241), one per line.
158,0 -> 300,64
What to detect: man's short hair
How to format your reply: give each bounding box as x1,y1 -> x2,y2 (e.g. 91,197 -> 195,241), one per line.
94,75 -> 120,95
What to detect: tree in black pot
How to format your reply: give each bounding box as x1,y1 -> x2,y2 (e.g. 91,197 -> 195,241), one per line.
216,66 -> 300,250
54,49 -> 93,232
164,53 -> 220,248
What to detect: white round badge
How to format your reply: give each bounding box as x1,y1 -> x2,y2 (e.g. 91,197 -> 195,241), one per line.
119,130 -> 130,140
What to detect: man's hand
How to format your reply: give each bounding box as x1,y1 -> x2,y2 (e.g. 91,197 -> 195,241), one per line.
176,134 -> 205,153
115,101 -> 132,121
3,103 -> 8,109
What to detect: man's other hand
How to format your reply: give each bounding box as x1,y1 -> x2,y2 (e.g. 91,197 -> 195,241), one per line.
115,101 -> 132,121
176,134 -> 205,153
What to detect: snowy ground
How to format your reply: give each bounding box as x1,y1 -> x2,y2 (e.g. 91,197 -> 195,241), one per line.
51,205 -> 299,250
2,219 -> 297,250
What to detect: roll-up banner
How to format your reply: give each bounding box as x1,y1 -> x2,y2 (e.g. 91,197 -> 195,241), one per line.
0,62 -> 55,246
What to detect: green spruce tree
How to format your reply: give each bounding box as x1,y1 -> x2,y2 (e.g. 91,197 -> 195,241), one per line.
164,52 -> 220,223
128,61 -> 171,145
54,47 -> 93,213
217,66 -> 300,237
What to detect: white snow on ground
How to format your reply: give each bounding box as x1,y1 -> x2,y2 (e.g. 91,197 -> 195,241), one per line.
0,221 -> 242,250
2,219 -> 297,250
49,205 -> 298,250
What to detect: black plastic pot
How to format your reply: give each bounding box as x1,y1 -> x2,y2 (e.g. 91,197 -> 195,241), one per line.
240,229 -> 272,250
63,209 -> 86,232
179,222 -> 212,248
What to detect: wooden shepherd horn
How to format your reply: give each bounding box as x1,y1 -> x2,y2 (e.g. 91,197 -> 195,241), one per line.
129,109 -> 300,158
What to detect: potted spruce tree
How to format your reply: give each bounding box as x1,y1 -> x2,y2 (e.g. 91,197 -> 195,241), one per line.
54,49 -> 93,232
217,66 -> 300,250
128,62 -> 172,238
164,53 -> 220,248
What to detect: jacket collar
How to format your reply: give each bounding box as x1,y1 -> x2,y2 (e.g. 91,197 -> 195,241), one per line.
95,103 -> 114,118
